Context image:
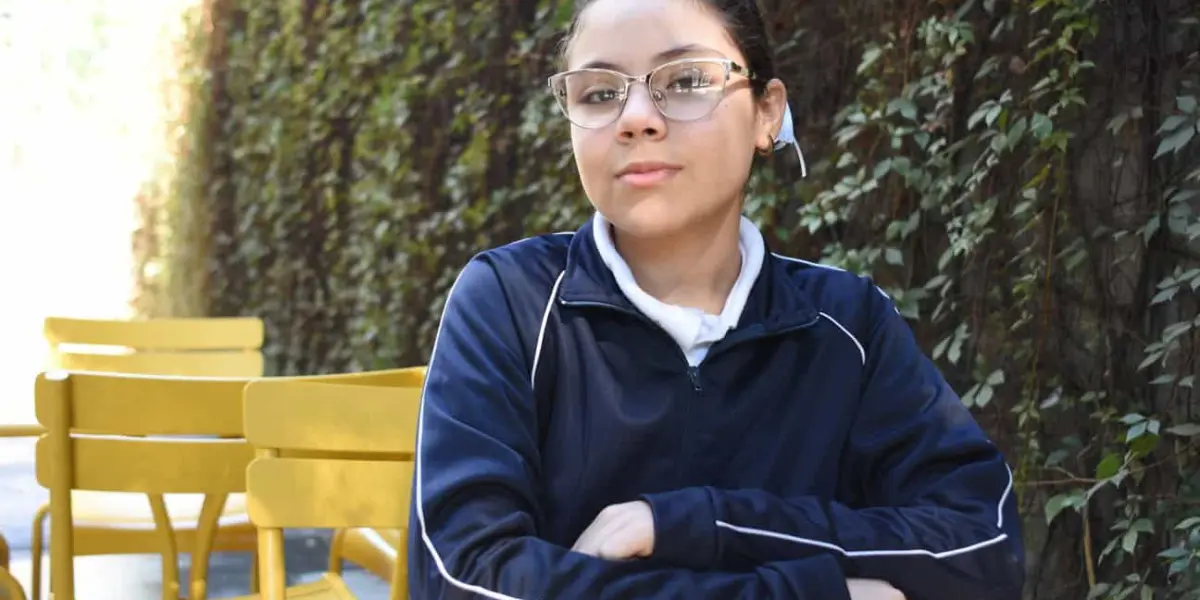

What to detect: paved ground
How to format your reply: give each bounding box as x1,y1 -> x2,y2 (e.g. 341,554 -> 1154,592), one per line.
1,438 -> 392,599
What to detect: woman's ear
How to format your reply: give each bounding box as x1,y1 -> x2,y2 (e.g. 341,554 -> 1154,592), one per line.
757,79 -> 789,149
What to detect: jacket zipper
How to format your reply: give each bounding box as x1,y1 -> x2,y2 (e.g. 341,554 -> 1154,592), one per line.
560,297 -> 822,484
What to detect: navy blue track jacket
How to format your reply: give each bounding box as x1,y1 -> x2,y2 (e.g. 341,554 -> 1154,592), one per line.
408,218 -> 1025,599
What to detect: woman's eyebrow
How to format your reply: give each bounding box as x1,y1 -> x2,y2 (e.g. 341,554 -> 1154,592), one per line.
576,43 -> 722,71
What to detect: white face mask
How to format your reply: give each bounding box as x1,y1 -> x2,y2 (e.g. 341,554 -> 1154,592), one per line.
775,102 -> 808,178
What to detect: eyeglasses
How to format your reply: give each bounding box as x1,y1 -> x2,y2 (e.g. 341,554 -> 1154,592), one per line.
547,58 -> 755,129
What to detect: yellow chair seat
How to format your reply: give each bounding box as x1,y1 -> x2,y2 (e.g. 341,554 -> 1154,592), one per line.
226,573 -> 355,599
336,527 -> 404,581
69,491 -> 249,528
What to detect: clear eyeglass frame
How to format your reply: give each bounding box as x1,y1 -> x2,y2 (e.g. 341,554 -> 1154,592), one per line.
546,57 -> 756,129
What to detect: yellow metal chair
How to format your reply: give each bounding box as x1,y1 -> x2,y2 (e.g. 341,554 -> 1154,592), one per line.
238,376 -> 421,600
311,367 -> 425,584
32,370 -> 256,600
32,317 -> 265,600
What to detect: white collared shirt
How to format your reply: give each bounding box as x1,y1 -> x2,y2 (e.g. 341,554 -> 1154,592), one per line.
592,212 -> 765,366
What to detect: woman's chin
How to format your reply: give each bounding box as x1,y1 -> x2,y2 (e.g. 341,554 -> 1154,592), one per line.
602,199 -> 703,240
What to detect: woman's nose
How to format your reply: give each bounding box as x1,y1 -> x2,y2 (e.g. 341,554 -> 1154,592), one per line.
615,84 -> 666,140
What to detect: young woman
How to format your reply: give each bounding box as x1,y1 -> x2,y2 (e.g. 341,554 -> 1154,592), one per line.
407,0 -> 1025,598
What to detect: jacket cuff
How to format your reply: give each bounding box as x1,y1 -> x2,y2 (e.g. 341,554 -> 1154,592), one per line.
640,487 -> 718,570
788,553 -> 852,600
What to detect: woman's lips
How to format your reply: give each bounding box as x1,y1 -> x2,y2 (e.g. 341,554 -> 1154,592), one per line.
617,162 -> 682,188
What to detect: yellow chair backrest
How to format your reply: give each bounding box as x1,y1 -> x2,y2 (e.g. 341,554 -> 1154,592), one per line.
288,365 -> 427,388
43,316 -> 264,377
34,371 -> 254,600
243,378 -> 422,600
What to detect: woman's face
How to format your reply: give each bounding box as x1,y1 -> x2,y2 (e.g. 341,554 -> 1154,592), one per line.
563,0 -> 782,241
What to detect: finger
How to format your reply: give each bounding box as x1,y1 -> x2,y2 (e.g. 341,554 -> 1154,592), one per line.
595,516 -> 647,560
572,510 -> 618,555
573,504 -> 645,558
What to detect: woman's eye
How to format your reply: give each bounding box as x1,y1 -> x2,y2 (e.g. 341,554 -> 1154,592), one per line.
581,88 -> 619,103
666,71 -> 712,92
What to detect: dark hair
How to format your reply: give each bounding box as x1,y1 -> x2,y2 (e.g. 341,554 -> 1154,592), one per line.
561,0 -> 777,97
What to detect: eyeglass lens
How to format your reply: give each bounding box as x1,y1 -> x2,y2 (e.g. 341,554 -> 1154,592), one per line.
552,60 -> 729,128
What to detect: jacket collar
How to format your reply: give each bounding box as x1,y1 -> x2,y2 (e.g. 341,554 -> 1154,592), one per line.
558,217 -> 820,334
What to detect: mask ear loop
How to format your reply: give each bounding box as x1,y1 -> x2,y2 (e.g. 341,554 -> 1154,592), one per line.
773,102 -> 808,178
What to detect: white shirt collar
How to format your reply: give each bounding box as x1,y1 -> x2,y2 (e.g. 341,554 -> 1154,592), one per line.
592,212 -> 765,366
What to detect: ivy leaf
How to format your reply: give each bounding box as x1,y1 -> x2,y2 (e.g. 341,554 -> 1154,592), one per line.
1044,492 -> 1082,525
1175,517 -> 1200,530
888,98 -> 919,121
884,248 -> 904,265
1155,122 -> 1197,158
1095,453 -> 1122,480
1166,423 -> 1200,437
1031,112 -> 1053,139
1120,413 -> 1146,425
975,385 -> 995,408
1151,285 -> 1177,305
857,46 -> 883,75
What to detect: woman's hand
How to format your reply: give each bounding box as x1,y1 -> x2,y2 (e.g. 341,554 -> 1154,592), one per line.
571,501 -> 656,560
847,579 -> 907,600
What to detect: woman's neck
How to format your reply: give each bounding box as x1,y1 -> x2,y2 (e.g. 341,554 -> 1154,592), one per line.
613,208 -> 744,316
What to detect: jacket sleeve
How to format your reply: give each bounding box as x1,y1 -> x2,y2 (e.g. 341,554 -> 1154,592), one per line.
408,256 -> 853,600
639,285 -> 1025,600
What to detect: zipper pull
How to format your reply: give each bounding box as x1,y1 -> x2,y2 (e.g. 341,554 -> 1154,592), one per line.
687,366 -> 703,392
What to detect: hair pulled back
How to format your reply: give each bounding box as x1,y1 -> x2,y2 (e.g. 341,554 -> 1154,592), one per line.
561,0 -> 777,97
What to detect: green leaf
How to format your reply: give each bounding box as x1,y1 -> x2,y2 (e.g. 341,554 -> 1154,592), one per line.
1121,529 -> 1139,554
1031,112 -> 1053,139
1179,95 -> 1198,114
986,369 -> 1005,386
975,385 -> 995,408
1175,516 -> 1200,530
1120,413 -> 1146,425
857,46 -> 883,75
1096,453 -> 1122,479
1140,584 -> 1154,600
933,336 -> 950,360
1166,423 -> 1200,437
1150,286 -> 1177,305
1130,518 -> 1154,534
1168,558 -> 1191,577
1159,115 -> 1188,134
1045,449 -> 1070,467
1044,493 -> 1077,525
888,98 -> 919,122
1127,420 -> 1148,441
1155,122 -> 1196,158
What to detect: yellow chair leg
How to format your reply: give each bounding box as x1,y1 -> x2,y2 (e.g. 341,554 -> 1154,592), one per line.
249,547 -> 260,593
30,505 -> 47,600
327,529 -> 345,575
